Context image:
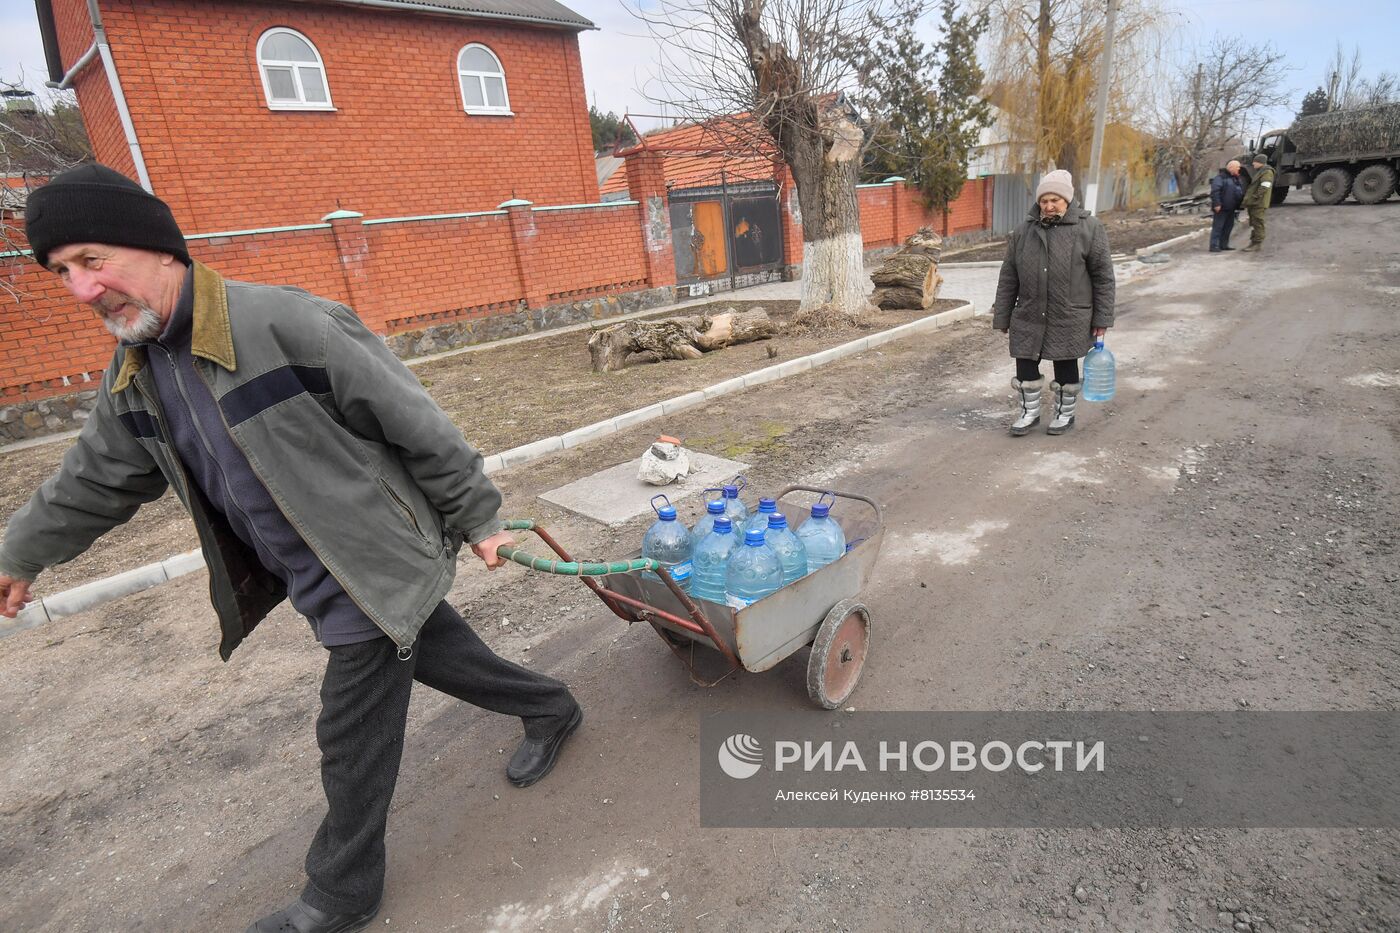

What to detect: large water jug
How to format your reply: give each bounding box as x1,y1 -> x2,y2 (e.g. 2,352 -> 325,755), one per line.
642,494 -> 693,591
744,497 -> 779,535
1082,339 -> 1116,402
690,516 -> 738,603
764,513 -> 808,586
719,480 -> 749,525
726,528 -> 783,609
795,494 -> 846,572
690,498 -> 726,550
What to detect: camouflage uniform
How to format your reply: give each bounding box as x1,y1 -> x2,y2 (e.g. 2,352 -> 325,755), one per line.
1242,164 -> 1276,249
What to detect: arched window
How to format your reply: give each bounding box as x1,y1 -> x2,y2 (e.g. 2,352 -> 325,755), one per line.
457,44 -> 511,115
257,28 -> 333,111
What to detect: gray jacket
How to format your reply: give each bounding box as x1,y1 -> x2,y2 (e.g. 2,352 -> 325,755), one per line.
991,206 -> 1116,361
0,262 -> 502,658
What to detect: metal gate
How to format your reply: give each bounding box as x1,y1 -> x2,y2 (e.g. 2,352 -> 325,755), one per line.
669,180 -> 784,292
991,173 -> 1038,235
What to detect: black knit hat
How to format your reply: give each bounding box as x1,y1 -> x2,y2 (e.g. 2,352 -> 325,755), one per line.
24,163 -> 190,269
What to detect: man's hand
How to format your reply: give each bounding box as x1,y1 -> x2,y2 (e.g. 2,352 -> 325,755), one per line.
998,327 -> 1009,334
0,575 -> 34,619
1214,205 -> 1221,213
471,531 -> 516,571
1092,327 -> 1108,338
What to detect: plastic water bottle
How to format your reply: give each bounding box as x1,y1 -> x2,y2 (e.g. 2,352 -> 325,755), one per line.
719,482 -> 749,525
795,494 -> 846,572
1083,339 -> 1116,402
744,497 -> 779,535
690,499 -> 726,550
642,494 -> 693,591
764,513 -> 808,586
726,528 -> 783,609
690,516 -> 738,603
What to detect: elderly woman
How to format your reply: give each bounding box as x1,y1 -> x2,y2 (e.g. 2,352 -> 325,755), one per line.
991,170 -> 1115,435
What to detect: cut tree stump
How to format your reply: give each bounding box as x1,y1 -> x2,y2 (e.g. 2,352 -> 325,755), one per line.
870,227 -> 944,310
587,308 -> 777,373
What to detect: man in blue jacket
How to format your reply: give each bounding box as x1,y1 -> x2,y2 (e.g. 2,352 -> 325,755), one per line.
1209,160 -> 1244,252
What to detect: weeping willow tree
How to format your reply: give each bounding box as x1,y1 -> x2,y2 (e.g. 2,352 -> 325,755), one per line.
979,0 -> 1166,201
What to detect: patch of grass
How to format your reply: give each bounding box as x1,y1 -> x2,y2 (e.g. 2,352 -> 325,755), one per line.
689,420 -> 791,459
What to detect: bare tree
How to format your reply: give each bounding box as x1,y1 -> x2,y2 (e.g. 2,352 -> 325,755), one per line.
633,0 -> 893,318
1323,44 -> 1400,110
0,78 -> 92,301
979,0 -> 1167,180
1152,36 -> 1290,194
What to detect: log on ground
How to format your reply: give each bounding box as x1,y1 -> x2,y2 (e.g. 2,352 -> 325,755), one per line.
587,309 -> 777,372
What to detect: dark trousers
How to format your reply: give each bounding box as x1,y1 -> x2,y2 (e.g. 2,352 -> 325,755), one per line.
1016,357 -> 1080,384
1210,209 -> 1237,250
301,600 -> 576,914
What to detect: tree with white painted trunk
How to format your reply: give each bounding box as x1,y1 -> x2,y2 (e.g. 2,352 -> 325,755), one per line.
633,0 -> 899,321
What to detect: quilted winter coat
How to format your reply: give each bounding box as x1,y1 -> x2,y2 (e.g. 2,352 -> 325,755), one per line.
991,205 -> 1116,361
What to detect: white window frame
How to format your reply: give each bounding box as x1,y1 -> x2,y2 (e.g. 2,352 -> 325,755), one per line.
457,43 -> 512,116
256,27 -> 335,112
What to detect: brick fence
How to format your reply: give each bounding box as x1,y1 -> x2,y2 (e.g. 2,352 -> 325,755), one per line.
0,159 -> 990,442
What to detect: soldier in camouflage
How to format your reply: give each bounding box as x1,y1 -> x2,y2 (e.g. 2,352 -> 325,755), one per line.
1241,153 -> 1276,252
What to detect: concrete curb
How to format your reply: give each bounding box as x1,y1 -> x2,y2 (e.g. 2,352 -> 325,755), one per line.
0,302 -> 975,634
481,300 -> 976,475
1135,227 -> 1209,255
3,549 -> 204,640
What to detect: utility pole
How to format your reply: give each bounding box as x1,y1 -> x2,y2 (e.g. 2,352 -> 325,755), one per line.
1083,0 -> 1119,216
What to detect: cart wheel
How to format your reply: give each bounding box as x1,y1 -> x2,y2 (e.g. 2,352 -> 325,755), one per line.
807,598 -> 871,710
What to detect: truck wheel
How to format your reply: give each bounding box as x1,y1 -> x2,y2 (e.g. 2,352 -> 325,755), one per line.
1310,167 -> 1352,205
1269,186 -> 1289,206
1353,165 -> 1397,204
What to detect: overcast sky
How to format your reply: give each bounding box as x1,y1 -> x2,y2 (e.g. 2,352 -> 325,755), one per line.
2,0 -> 1397,134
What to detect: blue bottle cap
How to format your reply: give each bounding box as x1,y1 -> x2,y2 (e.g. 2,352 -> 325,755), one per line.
1095,338 -> 1105,350
706,500 -> 726,514
758,497 -> 777,512
768,513 -> 788,530
744,529 -> 767,545
811,502 -> 830,518
657,505 -> 677,520
722,484 -> 739,498
713,517 -> 732,533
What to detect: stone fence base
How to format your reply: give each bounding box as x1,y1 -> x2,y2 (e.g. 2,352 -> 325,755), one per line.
1,391 -> 98,445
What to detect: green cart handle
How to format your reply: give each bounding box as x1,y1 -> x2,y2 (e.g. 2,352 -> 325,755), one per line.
495,519 -> 660,576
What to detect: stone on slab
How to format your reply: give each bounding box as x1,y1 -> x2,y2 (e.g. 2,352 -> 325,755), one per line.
540,451 -> 750,525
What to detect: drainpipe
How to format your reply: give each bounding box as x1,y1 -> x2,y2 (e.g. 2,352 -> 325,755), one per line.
45,42 -> 99,91
73,0 -> 153,192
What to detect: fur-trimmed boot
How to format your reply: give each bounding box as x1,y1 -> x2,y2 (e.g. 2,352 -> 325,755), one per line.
1047,381 -> 1081,435
1010,377 -> 1044,436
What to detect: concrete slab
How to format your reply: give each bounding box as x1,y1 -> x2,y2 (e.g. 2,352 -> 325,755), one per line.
539,451 -> 751,525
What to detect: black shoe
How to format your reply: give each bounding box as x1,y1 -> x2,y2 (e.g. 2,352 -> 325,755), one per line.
1209,248 -> 1221,252
1221,246 -> 1236,251
245,897 -> 380,933
508,703 -> 582,787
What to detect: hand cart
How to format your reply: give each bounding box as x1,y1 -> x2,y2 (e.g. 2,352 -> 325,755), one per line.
496,486 -> 882,709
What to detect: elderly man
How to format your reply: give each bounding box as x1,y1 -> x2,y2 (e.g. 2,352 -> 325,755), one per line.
1209,160 -> 1245,252
0,164 -> 582,933
1241,153 -> 1277,252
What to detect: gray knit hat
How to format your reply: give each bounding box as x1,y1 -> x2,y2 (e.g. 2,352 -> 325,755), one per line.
1035,169 -> 1075,204
24,163 -> 189,269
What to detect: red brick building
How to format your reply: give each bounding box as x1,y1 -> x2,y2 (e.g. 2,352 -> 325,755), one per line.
34,0 -> 601,231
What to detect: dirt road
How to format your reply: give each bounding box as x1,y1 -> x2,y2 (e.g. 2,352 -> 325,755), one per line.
2,201 -> 1398,932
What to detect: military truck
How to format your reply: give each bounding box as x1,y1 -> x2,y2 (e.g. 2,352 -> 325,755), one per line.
1250,102 -> 1400,206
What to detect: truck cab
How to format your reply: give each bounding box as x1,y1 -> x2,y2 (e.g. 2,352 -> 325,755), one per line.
1249,130 -> 1299,205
